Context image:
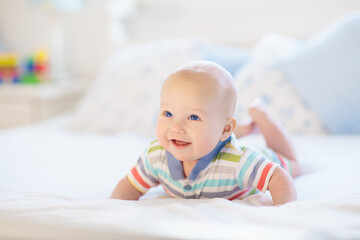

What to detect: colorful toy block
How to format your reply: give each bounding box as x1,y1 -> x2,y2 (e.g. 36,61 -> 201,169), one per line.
0,53 -> 19,84
0,49 -> 50,85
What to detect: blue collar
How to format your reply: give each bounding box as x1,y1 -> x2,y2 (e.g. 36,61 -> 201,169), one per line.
166,136 -> 231,181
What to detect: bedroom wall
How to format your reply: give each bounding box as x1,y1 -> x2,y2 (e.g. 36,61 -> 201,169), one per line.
127,0 -> 360,46
0,0 -> 359,83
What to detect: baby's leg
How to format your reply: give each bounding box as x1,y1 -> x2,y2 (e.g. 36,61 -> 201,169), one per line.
249,104 -> 300,177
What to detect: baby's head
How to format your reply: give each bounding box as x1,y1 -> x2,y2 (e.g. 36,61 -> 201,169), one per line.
156,61 -> 237,162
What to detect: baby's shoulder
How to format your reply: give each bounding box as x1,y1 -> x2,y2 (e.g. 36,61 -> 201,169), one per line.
143,139 -> 167,164
224,137 -> 254,154
147,139 -> 165,153
220,138 -> 263,163
216,140 -> 245,163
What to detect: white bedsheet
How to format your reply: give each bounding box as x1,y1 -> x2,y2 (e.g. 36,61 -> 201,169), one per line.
1,115 -> 360,239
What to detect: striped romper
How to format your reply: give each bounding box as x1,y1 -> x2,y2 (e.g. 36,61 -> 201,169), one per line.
127,134 -> 292,200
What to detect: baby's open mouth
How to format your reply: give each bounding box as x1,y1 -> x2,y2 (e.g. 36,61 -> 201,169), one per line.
171,139 -> 191,148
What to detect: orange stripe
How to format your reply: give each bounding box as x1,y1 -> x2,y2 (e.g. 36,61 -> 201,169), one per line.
256,163 -> 273,191
131,167 -> 151,189
127,175 -> 146,193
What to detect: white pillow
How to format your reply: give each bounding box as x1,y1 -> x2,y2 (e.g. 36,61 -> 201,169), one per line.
234,34 -> 326,134
69,38 -> 205,137
277,12 -> 360,134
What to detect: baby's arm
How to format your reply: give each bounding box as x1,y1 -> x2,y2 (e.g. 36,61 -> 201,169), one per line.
110,177 -> 143,200
268,167 -> 297,206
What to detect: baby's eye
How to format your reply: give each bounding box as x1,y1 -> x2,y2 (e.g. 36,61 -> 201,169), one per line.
189,114 -> 200,121
164,111 -> 173,117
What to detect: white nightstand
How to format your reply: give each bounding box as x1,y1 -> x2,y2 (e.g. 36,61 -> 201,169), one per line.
0,83 -> 85,129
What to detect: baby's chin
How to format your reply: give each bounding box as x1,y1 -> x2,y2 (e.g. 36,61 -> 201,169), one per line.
167,151 -> 199,162
176,157 -> 198,162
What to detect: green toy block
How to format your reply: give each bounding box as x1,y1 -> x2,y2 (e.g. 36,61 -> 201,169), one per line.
20,73 -> 40,84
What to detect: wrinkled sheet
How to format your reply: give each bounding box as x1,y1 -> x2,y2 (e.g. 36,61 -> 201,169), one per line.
1,116 -> 360,239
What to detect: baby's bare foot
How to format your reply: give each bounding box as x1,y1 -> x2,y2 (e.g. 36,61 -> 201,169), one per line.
235,97 -> 268,139
248,98 -> 269,119
249,105 -> 268,119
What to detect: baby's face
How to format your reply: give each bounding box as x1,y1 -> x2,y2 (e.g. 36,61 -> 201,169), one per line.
156,73 -> 229,162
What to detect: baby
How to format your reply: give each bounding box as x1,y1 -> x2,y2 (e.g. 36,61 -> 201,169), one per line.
111,61 -> 299,205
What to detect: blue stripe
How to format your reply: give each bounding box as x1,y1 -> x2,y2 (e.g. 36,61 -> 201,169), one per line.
200,178 -> 237,188
143,152 -> 158,177
157,170 -> 237,193
271,151 -> 282,165
246,159 -> 263,188
188,178 -> 237,192
159,179 -> 185,198
138,157 -> 158,184
237,152 -> 257,189
157,168 -> 183,189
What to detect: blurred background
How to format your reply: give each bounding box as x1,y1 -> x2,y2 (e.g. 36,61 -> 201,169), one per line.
1,0 -> 359,84
0,0 -> 359,131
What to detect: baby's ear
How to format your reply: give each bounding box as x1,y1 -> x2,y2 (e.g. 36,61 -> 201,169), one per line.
220,117 -> 237,141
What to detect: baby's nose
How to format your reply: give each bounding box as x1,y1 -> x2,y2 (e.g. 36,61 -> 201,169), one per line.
170,121 -> 186,134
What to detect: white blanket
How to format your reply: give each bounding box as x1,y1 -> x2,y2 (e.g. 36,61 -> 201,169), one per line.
1,116 -> 360,239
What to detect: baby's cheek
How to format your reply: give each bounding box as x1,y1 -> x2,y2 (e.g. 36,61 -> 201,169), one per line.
156,125 -> 167,148
196,135 -> 218,156
156,120 -> 164,138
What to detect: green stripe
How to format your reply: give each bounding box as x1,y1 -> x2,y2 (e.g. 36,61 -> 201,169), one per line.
249,188 -> 257,195
214,152 -> 241,162
241,146 -> 247,152
148,145 -> 164,153
150,139 -> 158,145
239,188 -> 258,200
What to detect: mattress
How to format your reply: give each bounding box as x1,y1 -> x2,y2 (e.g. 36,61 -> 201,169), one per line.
1,115 -> 359,239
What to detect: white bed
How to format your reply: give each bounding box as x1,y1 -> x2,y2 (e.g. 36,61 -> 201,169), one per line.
1,11 -> 360,240
1,115 -> 360,239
